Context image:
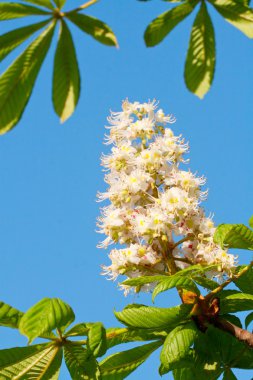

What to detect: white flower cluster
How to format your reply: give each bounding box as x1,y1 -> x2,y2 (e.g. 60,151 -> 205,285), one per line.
97,100 -> 236,293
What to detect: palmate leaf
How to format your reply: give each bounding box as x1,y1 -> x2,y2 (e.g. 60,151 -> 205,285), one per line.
0,343 -> 62,379
114,304 -> 191,329
88,323 -> 107,358
0,301 -> 23,329
214,223 -> 253,250
65,322 -> 90,337
233,265 -> 253,294
0,2 -> 50,20
22,0 -> 55,10
99,341 -> 162,380
64,344 -> 100,380
0,19 -> 52,62
0,21 -> 55,135
106,327 -> 166,349
184,1 -> 216,98
53,19 -> 80,122
160,322 -> 198,372
173,366 -> 222,380
219,292 -> 253,313
245,311 -> 253,329
152,276 -> 199,302
19,297 -> 75,343
222,369 -> 237,380
209,0 -> 253,38
67,13 -> 118,46
144,1 -> 198,47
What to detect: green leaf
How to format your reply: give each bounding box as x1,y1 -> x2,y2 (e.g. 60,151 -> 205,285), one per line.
209,0 -> 253,38
19,297 -> 75,343
0,21 -> 55,135
221,314 -> 242,328
64,344 -> 100,380
220,292 -> 253,313
184,1 -> 215,99
53,20 -> 80,122
22,0 -> 54,10
192,275 -> 218,290
0,19 -> 52,62
233,265 -> 253,294
122,275 -> 168,287
160,322 -> 198,371
106,327 -> 166,349
222,368 -> 237,380
0,301 -> 23,329
114,304 -> 191,329
53,0 -> 66,9
0,2 -> 50,20
65,323 -> 89,337
67,13 -> 118,46
214,223 -> 253,250
88,323 -> 107,358
173,366 -> 222,380
144,1 -> 198,47
0,343 -> 62,379
245,311 -> 253,329
100,341 -> 162,380
152,276 -> 199,302
249,215 -> 253,229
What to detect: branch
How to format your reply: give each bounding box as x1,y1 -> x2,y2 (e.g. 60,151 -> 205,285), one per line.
214,317 -> 253,348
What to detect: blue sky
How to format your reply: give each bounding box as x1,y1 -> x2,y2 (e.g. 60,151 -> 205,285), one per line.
0,0 -> 253,378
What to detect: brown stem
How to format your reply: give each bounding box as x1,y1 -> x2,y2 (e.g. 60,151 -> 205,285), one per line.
214,317 -> 253,348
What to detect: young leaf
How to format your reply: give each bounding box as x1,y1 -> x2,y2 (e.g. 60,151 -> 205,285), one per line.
245,311 -> 253,329
0,2 -> 50,20
192,275 -> 218,290
0,343 -> 62,379
122,275 -> 168,287
184,1 -> 216,98
152,276 -> 199,302
64,344 -> 100,380
106,327 -> 166,349
114,304 -> 191,329
99,341 -> 162,380
214,223 -> 253,250
19,297 -> 75,343
160,322 -> 198,371
53,20 -> 80,122
0,19 -> 52,62
0,21 -> 55,135
209,0 -> 253,38
88,323 -> 107,358
220,292 -> 253,313
66,13 -> 118,46
144,1 -> 198,47
0,301 -> 23,329
22,0 -> 55,10
233,265 -> 253,294
65,322 -> 89,337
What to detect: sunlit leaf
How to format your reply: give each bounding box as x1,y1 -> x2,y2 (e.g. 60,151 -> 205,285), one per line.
65,323 -> 89,337
22,0 -> 54,10
106,327 -> 166,349
0,343 -> 62,379
209,0 -> 253,38
220,292 -> 253,313
19,297 -> 75,343
67,13 -> 118,46
233,265 -> 253,294
115,304 -> 191,329
0,21 -> 55,135
185,1 -> 215,98
152,276 -> 199,302
53,20 -> 80,122
144,1 -> 198,47
53,0 -> 66,9
249,215 -> 253,229
160,322 -> 198,371
64,344 -> 100,380
100,341 -> 162,380
0,19 -> 52,62
0,2 -> 50,20
214,223 -> 253,250
88,323 -> 107,358
0,301 -> 23,329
